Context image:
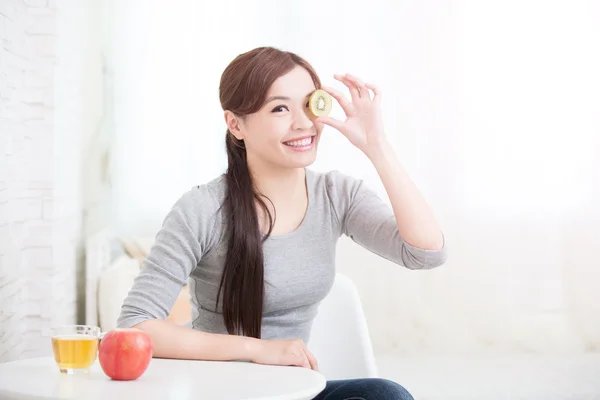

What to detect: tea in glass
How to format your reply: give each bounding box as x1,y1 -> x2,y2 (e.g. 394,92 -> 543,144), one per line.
51,325 -> 101,374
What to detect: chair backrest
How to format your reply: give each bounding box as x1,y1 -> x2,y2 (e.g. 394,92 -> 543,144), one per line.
308,273 -> 378,380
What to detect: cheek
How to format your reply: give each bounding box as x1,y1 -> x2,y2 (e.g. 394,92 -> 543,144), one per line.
262,118 -> 291,144
246,118 -> 290,148
312,121 -> 325,138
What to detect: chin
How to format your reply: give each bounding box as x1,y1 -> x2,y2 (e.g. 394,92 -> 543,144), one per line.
285,146 -> 319,168
285,155 -> 317,169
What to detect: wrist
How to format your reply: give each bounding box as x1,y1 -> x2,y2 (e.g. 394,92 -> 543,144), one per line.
365,137 -> 393,163
241,336 -> 263,362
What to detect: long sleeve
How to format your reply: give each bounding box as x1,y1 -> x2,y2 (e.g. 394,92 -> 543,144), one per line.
117,185 -> 220,329
327,171 -> 447,270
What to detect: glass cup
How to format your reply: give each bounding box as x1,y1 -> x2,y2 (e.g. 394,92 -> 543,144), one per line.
51,325 -> 101,375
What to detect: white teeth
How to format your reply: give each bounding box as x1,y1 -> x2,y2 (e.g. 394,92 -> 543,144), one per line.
284,137 -> 312,147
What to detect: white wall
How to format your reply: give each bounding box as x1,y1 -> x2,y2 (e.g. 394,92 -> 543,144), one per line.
103,0 -> 600,356
0,0 -> 59,362
0,0 -> 106,361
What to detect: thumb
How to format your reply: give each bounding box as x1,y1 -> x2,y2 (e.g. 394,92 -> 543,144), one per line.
316,116 -> 345,132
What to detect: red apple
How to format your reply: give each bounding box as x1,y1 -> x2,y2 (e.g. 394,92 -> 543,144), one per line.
98,328 -> 153,380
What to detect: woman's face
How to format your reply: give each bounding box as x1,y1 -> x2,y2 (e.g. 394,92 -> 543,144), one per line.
231,66 -> 324,170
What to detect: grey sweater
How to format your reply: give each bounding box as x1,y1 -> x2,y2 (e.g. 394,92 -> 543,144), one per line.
117,169 -> 447,342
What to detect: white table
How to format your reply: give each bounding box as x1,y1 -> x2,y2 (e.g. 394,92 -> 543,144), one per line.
0,356 -> 326,400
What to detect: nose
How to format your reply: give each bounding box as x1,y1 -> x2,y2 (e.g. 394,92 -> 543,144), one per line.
292,108 -> 314,131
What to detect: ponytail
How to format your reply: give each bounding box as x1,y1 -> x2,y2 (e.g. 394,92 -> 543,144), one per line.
217,131 -> 273,338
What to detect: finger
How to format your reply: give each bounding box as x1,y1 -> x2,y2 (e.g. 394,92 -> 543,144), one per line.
320,85 -> 353,117
338,74 -> 362,101
315,116 -> 345,133
289,351 -> 309,369
335,73 -> 360,103
339,75 -> 368,101
365,83 -> 382,102
345,74 -> 369,100
304,347 -> 319,372
299,353 -> 311,369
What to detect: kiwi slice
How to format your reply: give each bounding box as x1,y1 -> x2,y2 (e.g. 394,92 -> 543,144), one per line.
307,89 -> 332,117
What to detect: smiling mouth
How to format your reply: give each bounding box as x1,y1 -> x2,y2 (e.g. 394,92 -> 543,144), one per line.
283,136 -> 315,148
282,135 -> 317,152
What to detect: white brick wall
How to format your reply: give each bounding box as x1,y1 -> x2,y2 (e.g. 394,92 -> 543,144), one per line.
0,0 -> 96,362
0,0 -> 61,362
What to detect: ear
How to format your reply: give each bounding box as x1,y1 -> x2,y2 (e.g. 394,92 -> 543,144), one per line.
224,110 -> 245,140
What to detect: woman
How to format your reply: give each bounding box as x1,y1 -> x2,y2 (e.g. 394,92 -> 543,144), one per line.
117,46 -> 447,399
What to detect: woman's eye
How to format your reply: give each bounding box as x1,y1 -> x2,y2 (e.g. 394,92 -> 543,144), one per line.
272,105 -> 289,113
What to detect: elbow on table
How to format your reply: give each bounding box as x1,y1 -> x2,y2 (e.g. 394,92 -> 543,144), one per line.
116,306 -> 158,330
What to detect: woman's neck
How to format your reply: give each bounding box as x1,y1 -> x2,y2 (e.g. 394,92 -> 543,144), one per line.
247,158 -> 306,203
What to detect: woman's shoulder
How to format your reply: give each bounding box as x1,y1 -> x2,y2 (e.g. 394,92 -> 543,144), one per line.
307,169 -> 369,221
172,174 -> 227,219
192,174 -> 227,203
308,168 -> 363,197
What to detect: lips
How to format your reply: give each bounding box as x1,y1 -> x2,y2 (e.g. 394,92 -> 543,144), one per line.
282,135 -> 315,152
283,136 -> 314,147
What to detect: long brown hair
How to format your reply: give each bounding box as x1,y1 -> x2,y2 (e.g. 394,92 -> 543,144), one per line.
217,47 -> 321,338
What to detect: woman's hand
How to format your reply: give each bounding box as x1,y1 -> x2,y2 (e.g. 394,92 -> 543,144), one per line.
317,73 -> 387,158
250,338 -> 319,371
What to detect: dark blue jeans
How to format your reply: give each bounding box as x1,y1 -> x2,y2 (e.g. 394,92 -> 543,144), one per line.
312,378 -> 414,400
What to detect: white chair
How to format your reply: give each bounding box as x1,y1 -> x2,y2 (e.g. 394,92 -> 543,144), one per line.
308,273 -> 378,380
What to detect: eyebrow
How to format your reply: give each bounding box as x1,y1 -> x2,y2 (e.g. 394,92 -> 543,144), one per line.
265,91 -> 314,104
